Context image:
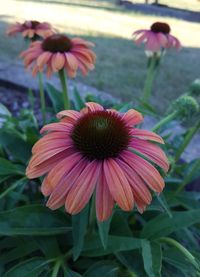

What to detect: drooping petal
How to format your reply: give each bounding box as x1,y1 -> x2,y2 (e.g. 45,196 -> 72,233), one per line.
85,102 -> 104,112
146,32 -> 161,52
65,161 -> 101,214
134,32 -> 148,46
32,132 -> 73,153
51,53 -> 66,72
122,151 -> 165,193
130,129 -> 164,144
29,145 -> 72,167
129,138 -> 169,172
47,157 -> 88,209
157,33 -> 168,47
56,110 -> 81,122
71,37 -> 95,47
122,109 -> 143,126
65,52 -> 78,71
40,122 -> 73,134
96,169 -> 114,221
41,152 -> 81,196
116,158 -> 152,205
103,159 -> 134,211
26,148 -> 73,179
37,52 -> 52,69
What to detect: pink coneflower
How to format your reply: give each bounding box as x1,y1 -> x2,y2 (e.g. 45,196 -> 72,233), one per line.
20,34 -> 96,78
7,20 -> 55,39
26,102 -> 169,221
133,22 -> 181,52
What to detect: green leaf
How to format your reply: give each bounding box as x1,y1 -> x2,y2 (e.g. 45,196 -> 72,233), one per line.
84,261 -> 119,277
155,193 -> 172,218
73,87 -> 85,110
82,234 -> 142,257
176,191 -> 200,209
0,239 -> 38,264
141,240 -> 162,277
141,209 -> 200,239
97,216 -> 112,249
66,268 -> 82,277
0,204 -> 71,236
163,248 -> 197,276
151,242 -> 162,277
72,205 -> 89,261
115,251 -> 142,274
34,237 -> 61,259
3,257 -> 50,277
0,178 -> 27,200
142,240 -> 154,277
0,158 -> 24,177
0,130 -> 32,163
0,103 -> 11,117
46,82 -> 64,113
110,212 -> 132,236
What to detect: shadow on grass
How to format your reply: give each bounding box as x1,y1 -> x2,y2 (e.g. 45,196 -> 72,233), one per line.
0,18 -> 200,113
121,1 -> 200,23
15,0 -> 124,13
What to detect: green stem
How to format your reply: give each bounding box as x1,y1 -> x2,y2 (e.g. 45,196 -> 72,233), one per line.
58,69 -> 70,110
152,111 -> 178,132
175,121 -> 200,162
142,55 -> 158,102
158,237 -> 200,271
38,72 -> 46,124
51,259 -> 62,277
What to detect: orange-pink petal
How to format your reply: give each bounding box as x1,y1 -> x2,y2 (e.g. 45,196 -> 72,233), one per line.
103,159 -> 134,211
65,161 -> 101,214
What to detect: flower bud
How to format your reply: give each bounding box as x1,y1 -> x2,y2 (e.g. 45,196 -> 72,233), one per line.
189,79 -> 200,97
169,95 -> 199,120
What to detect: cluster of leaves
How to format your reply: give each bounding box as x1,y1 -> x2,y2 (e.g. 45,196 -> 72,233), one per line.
0,82 -> 200,277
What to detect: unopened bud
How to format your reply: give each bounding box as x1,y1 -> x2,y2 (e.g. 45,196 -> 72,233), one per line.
169,95 -> 199,120
189,79 -> 200,97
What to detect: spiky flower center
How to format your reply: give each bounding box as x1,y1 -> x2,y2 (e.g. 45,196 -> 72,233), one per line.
71,111 -> 130,160
23,21 -> 40,29
151,22 -> 170,34
42,34 -> 72,53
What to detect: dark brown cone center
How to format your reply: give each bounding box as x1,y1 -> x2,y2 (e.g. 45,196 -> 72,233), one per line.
71,110 -> 130,160
151,22 -> 170,34
42,34 -> 72,53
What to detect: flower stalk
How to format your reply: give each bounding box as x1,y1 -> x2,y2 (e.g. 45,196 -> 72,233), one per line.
58,69 -> 70,110
158,237 -> 200,271
175,120 -> 200,162
38,72 -> 46,124
152,111 -> 178,132
142,55 -> 158,102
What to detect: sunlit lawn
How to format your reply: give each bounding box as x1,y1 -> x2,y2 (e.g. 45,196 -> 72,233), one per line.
0,0 -> 200,112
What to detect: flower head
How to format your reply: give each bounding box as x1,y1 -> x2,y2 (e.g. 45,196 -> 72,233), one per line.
7,20 -> 55,39
133,22 -> 181,53
189,79 -> 200,97
169,95 -> 199,120
20,34 -> 96,77
26,102 -> 169,221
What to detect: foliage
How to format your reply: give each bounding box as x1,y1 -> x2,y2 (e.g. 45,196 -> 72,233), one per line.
0,81 -> 200,276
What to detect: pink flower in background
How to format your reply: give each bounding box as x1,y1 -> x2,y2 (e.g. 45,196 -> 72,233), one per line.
26,102 -> 169,221
7,20 -> 55,39
133,22 -> 181,52
20,34 -> 96,77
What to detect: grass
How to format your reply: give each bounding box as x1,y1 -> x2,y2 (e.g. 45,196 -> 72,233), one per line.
130,0 -> 200,12
0,0 -> 200,112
